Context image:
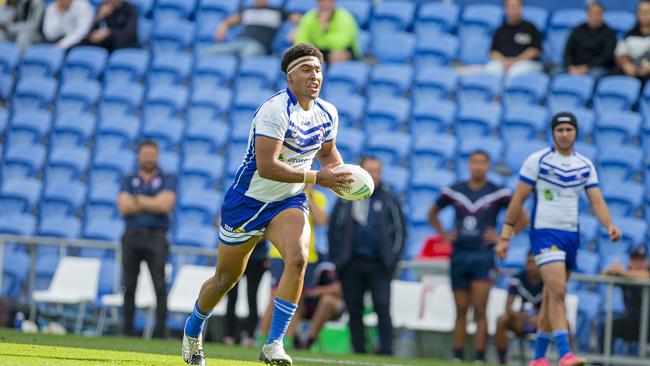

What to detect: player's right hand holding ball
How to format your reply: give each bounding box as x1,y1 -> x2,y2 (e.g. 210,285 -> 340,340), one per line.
316,162 -> 354,195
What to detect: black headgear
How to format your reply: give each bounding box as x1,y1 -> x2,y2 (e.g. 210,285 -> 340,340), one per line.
551,112 -> 578,133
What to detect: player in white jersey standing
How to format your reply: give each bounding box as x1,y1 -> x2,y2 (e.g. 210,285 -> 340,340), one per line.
496,112 -> 622,366
182,44 -> 352,366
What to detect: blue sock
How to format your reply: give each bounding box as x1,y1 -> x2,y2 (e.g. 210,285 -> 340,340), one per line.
266,298 -> 298,345
533,331 -> 552,360
184,301 -> 212,338
553,329 -> 571,358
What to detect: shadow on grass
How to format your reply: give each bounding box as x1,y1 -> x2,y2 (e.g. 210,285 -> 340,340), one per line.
0,352 -> 142,364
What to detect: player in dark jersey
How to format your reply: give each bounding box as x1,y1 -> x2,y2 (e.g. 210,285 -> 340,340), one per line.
429,150 -> 528,362
495,252 -> 543,364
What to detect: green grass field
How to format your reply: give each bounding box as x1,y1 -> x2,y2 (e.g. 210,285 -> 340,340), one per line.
0,329 -> 483,366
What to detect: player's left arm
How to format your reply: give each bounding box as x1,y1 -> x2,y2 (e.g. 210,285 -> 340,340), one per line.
316,140 -> 344,166
586,186 -> 622,242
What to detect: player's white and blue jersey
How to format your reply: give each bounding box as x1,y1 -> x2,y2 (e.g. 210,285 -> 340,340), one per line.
519,147 -> 599,269
219,88 -> 339,245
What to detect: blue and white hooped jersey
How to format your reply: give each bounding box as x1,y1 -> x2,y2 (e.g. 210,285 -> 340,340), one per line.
230,88 -> 338,203
519,147 -> 599,232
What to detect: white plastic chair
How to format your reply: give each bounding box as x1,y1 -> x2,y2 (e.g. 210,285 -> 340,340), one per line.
412,280 -> 456,332
168,265 -> 214,315
30,256 -> 101,334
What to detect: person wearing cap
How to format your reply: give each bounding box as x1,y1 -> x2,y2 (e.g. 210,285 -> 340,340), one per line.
600,246 -> 650,356
496,112 -> 622,366
181,43 -> 353,366
429,150 -> 528,363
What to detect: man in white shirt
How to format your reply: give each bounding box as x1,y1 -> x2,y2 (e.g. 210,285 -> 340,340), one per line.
496,112 -> 622,366
42,0 -> 93,50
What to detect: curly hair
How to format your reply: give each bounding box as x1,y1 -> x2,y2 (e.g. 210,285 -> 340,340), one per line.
281,44 -> 324,74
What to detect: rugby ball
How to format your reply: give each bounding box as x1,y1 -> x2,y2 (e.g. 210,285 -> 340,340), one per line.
331,164 -> 374,201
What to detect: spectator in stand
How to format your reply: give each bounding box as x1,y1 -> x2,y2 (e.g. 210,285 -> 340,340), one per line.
600,246 -> 650,355
42,0 -> 93,50
485,0 -> 543,76
564,2 -> 617,79
293,0 -> 359,65
0,0 -> 45,52
616,0 -> 650,83
203,0 -> 300,58
84,0 -> 137,52
494,252 -> 544,365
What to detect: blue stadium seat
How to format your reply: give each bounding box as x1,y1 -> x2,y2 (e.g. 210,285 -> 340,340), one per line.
2,144 -> 46,179
523,6 -> 549,33
411,133 -> 457,171
382,164 -> 409,196
415,2 -> 459,35
594,111 -> 642,148
0,177 -> 42,214
334,127 -> 365,163
504,140 -> 548,174
357,30 -> 370,57
579,213 -> 599,250
575,290 -> 601,351
40,180 -> 86,218
598,0 -> 636,12
174,224 -> 217,264
547,106 -> 595,143
20,44 -> 64,78
501,104 -> 547,141
338,0 -> 371,29
158,150 -> 180,175
188,87 -> 232,122
153,19 -> 195,53
196,0 -> 239,26
458,72 -> 501,103
0,106 -> 7,135
90,149 -> 135,186
326,94 -> 365,128
0,73 -> 13,101
597,145 -> 643,183
602,181 -> 644,218
546,9 -> 585,65
46,145 -> 91,183
363,95 -> 410,133
549,74 -> 595,110
604,11 -> 635,39
572,142 -> 596,167
458,136 -> 503,166
0,213 -> 37,236
412,98 -> 456,134
236,56 -> 280,91
458,34 -> 491,65
593,76 -> 641,114
503,72 -> 549,107
99,82 -> 145,118
371,31 -> 415,63
51,113 -> 96,149
12,76 -> 57,110
8,109 -> 51,145
57,79 -> 101,115
181,153 -> 225,190
144,85 -> 189,119
366,131 -> 411,166
408,169 -> 456,224
193,54 -> 237,89
413,66 -> 457,102
226,141 -> 247,180
85,183 -> 120,221
105,48 -> 150,84
406,223 -> 435,257
270,21 -> 296,55
458,4 -> 502,40
2,250 -> 30,298
95,116 -> 141,152
284,0 -> 315,14
184,120 -> 230,156
149,52 -> 194,87
230,89 -> 270,128
325,61 -> 369,96
639,82 -> 650,121
83,218 -> 125,242
414,32 -> 459,67
141,117 -> 184,151
599,217 -> 647,257
38,216 -> 82,239
130,0 -> 155,17
63,46 -> 109,81
0,42 -> 20,75
370,0 -> 416,33
367,64 -> 413,98
155,0 -> 197,23
177,189 -> 222,226
456,102 -> 501,139
138,17 -> 153,47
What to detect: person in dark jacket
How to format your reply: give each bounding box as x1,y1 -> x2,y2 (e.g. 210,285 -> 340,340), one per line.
0,0 -> 45,52
328,156 -> 407,355
563,2 -> 617,79
85,0 -> 137,52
